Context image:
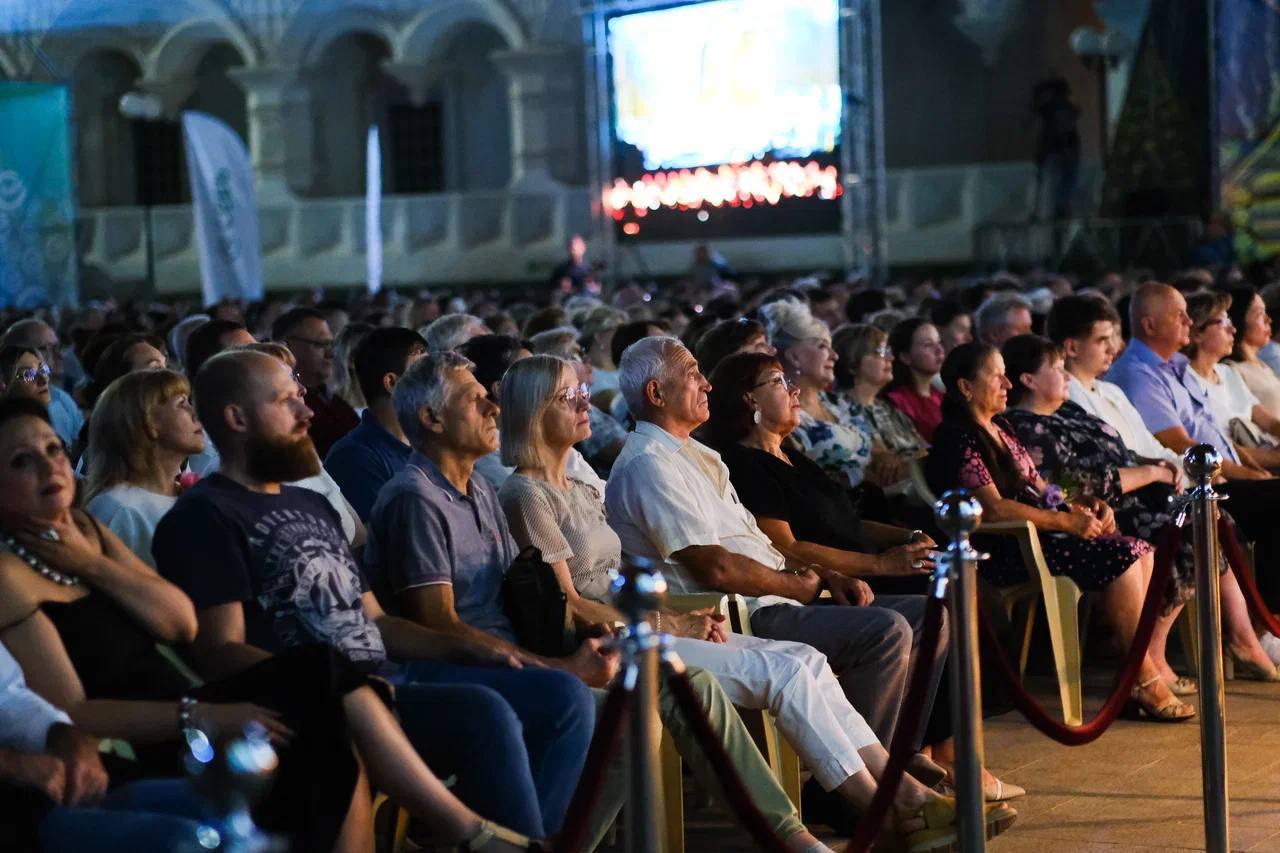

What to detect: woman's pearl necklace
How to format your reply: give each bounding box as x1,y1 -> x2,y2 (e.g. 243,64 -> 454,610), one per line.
1,533 -> 80,587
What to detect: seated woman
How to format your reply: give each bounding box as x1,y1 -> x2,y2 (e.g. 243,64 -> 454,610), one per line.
1183,292 -> 1280,468
1224,285 -> 1280,418
760,299 -> 904,492
82,370 -> 203,567
704,351 -> 1021,802
1001,333 -> 1280,683
694,316 -> 776,376
924,343 -> 1194,722
0,398 -> 534,852
883,318 -> 946,442
831,324 -> 928,460
494,354 -> 1016,848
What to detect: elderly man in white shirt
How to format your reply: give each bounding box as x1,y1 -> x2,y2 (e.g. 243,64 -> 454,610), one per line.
605,336 -> 947,747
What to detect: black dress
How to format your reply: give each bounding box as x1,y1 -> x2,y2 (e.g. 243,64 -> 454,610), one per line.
43,593 -> 365,851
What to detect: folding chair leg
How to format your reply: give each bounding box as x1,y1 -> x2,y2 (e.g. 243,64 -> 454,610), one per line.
1017,598 -> 1036,678
779,739 -> 803,812
659,728 -> 685,853
1040,577 -> 1084,726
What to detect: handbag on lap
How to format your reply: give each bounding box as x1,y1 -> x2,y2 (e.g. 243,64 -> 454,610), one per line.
501,545 -> 578,657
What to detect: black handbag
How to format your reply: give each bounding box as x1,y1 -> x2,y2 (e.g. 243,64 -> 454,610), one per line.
501,545 -> 577,657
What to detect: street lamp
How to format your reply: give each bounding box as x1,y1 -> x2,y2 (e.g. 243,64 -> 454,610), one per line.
118,91 -> 166,293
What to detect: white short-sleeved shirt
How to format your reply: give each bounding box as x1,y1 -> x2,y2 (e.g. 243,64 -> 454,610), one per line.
1067,374 -> 1188,483
86,484 -> 178,569
604,420 -> 798,614
1229,359 -> 1280,420
1201,363 -> 1261,430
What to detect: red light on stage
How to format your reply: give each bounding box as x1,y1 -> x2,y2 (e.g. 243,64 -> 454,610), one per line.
622,222 -> 641,235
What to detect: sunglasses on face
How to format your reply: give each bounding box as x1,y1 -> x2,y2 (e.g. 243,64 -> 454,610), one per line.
15,363 -> 51,384
558,382 -> 591,404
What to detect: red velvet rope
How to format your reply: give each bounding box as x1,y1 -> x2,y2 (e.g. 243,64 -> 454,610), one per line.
556,683 -> 630,853
1218,516 -> 1280,638
975,524 -> 1180,746
845,595 -> 948,853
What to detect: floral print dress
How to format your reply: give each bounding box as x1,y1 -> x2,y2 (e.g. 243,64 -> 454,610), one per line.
1004,402 -> 1212,609
946,418 -> 1151,591
790,399 -> 874,488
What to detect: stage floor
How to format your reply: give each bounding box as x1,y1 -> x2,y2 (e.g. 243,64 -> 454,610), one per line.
653,676 -> 1280,852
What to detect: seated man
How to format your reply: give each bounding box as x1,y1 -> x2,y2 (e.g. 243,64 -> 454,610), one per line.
324,327 -> 426,521
1106,282 -> 1280,605
604,336 -> 947,747
0,642 -> 201,851
364,352 -> 844,853
271,307 -> 358,458
153,349 -> 595,841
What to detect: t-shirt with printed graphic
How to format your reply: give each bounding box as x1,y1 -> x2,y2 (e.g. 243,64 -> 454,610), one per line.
154,473 -> 387,668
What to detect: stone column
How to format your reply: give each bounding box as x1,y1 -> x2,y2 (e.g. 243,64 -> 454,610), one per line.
228,65 -> 313,200
490,44 -> 577,190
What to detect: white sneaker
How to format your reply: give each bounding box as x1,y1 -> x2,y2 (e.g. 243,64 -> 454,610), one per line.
1259,632 -> 1280,666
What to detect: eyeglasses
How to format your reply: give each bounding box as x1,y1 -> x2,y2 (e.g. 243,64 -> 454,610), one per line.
15,363 -> 51,385
558,382 -> 591,404
287,335 -> 335,354
1199,316 -> 1233,331
872,344 -> 892,359
752,374 -> 795,392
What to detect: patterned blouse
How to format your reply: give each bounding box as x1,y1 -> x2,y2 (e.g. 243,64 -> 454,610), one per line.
790,397 -> 873,489
832,392 -> 928,456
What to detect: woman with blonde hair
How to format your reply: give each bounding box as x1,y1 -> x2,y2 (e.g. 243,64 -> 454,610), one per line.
83,369 -> 203,567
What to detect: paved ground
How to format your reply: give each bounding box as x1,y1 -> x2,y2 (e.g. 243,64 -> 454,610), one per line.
658,676 -> 1280,853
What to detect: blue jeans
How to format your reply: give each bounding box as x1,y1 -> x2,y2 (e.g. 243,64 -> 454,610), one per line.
39,780 -> 206,852
394,661 -> 594,838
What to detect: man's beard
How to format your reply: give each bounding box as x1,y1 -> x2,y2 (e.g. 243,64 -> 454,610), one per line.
244,430 -> 321,483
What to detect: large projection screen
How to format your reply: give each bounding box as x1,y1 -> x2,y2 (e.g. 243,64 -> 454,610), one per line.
605,0 -> 844,241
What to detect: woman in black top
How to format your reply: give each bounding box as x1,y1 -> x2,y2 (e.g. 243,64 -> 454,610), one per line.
705,352 -> 1027,802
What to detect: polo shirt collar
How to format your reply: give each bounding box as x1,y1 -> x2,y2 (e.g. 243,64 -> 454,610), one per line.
634,420 -> 687,454
407,450 -> 472,501
1128,338 -> 1189,371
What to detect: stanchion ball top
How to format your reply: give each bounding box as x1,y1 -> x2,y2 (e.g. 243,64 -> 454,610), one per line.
1182,444 -> 1223,481
934,490 -> 983,536
613,556 -> 668,613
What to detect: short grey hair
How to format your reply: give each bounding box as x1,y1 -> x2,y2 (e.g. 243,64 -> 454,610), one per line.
421,313 -> 485,352
759,297 -> 829,355
528,326 -> 581,360
974,292 -> 1032,343
619,335 -> 686,415
499,355 -> 573,468
393,350 -> 474,447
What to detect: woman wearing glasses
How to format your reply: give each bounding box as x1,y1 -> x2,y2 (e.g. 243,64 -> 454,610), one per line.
0,347 -> 52,407
831,324 -> 928,460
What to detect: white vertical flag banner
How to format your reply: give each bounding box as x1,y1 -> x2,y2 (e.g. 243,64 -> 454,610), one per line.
182,111 -> 263,306
366,124 -> 382,294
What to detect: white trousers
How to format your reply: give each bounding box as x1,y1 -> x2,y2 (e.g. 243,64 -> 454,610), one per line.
670,632 -> 879,791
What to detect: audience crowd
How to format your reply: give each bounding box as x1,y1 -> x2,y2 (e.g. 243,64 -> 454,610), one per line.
3,248 -> 1280,852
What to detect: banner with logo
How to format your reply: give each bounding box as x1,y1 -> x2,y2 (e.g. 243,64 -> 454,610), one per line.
0,83 -> 78,308
366,124 -> 382,294
182,111 -> 263,305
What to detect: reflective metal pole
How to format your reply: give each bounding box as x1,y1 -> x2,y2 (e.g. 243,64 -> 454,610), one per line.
614,557 -> 667,853
1183,445 -> 1229,853
935,491 -> 986,852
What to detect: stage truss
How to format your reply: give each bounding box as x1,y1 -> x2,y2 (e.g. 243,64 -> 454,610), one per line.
579,0 -> 887,284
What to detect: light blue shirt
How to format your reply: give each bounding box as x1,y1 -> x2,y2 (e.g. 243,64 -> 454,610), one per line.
1258,341 -> 1280,378
0,642 -> 70,753
1104,338 -> 1239,463
48,384 -> 83,448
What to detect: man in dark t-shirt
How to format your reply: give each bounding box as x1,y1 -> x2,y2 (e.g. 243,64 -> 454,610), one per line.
154,350 -> 594,838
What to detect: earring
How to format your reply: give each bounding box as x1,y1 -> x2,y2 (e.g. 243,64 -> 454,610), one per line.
752,409 -> 762,425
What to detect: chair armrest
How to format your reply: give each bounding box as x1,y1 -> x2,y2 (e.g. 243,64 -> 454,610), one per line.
665,593 -> 728,616
979,519 -> 1036,537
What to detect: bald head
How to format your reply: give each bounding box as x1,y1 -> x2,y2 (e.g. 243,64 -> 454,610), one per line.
1129,282 -> 1190,357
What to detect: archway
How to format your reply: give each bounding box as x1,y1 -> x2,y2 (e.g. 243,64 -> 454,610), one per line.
72,50 -> 142,207
437,22 -> 512,191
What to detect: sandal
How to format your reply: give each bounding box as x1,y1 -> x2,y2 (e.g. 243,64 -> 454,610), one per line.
1165,676 -> 1198,696
1228,648 -> 1280,682
896,796 -> 1018,852
1124,676 -> 1196,722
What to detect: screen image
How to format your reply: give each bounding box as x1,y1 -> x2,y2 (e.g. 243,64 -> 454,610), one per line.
605,0 -> 843,240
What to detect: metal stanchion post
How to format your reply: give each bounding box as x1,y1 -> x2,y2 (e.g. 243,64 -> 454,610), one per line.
935,491 -> 987,853
613,557 -> 667,853
1183,445 -> 1229,853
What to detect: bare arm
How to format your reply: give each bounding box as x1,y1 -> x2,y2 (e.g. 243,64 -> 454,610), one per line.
1117,464 -> 1167,493
186,602 -> 274,681
967,481 -> 1095,536
754,517 -> 930,578
1153,425 -> 1271,480
1252,403 -> 1280,438
670,543 -> 822,602
547,560 -> 624,626
365,591 -> 524,668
